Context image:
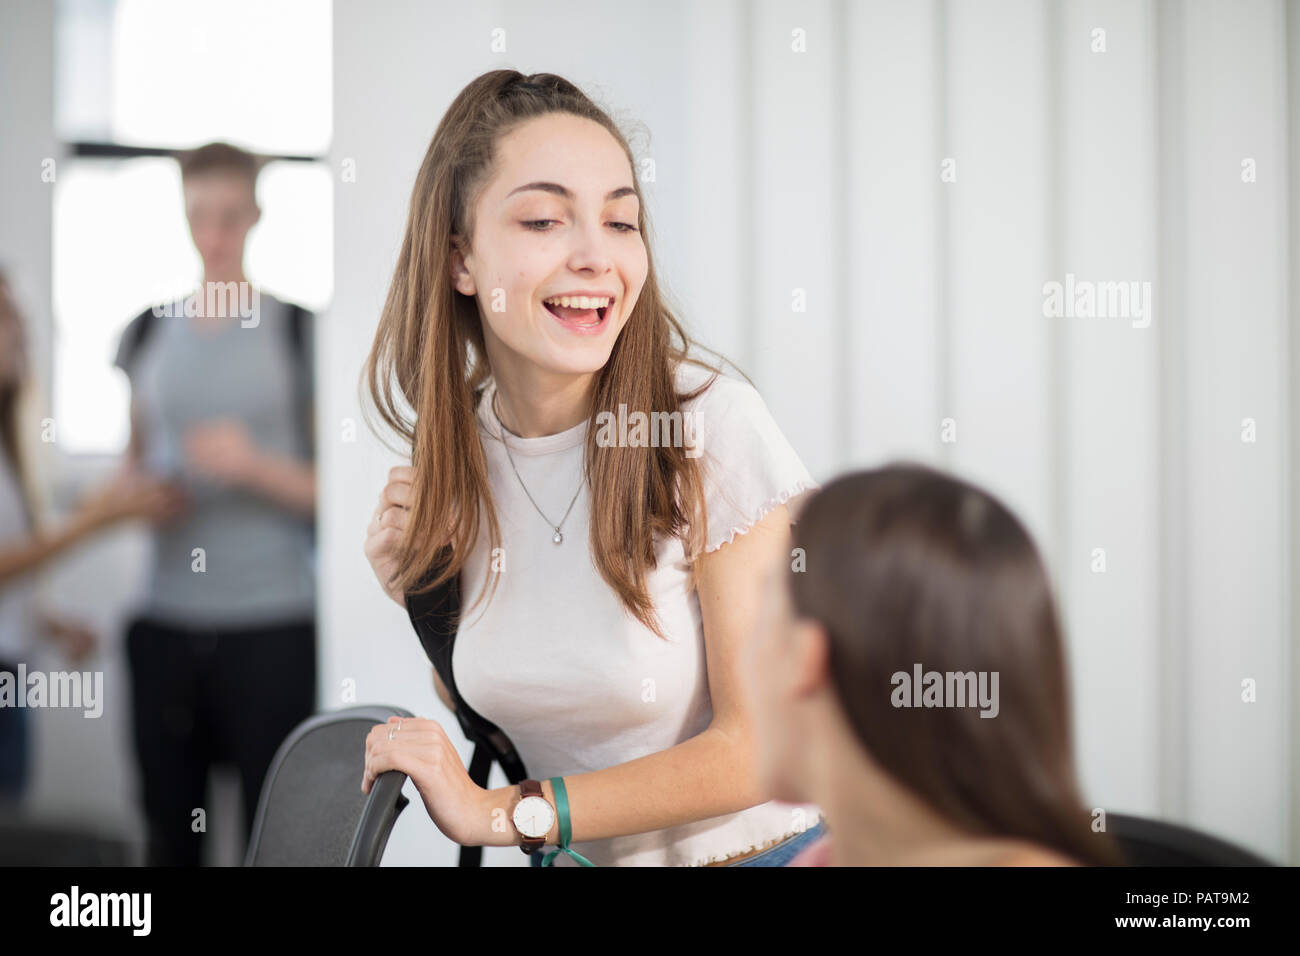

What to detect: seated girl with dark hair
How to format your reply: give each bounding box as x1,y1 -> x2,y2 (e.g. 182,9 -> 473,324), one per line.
742,463 -> 1126,866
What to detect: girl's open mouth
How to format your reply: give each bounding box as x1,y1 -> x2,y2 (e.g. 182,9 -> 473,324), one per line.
543,299 -> 610,334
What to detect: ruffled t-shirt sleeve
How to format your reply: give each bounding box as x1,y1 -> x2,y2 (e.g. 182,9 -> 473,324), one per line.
685,371 -> 820,558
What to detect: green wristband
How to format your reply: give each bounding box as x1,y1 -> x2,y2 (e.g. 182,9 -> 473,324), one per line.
540,776 -> 596,867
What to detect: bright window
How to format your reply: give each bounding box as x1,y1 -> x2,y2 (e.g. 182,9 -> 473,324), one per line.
52,0 -> 332,454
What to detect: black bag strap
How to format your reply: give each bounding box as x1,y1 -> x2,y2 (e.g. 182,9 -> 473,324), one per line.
403,383 -> 527,866
284,300 -> 306,352
405,547 -> 530,866
283,302 -> 313,458
118,306 -> 159,372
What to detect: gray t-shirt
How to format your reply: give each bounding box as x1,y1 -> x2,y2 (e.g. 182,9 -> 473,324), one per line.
112,292 -> 316,629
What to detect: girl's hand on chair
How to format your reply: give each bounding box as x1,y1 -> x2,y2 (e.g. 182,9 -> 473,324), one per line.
363,716 -> 487,846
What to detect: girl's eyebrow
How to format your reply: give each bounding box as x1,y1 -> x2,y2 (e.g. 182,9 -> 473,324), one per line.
507,181 -> 636,203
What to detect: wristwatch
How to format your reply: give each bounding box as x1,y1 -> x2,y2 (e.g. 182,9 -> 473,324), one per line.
512,778 -> 556,855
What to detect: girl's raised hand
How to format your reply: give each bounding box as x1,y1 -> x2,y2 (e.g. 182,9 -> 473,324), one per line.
364,465 -> 413,608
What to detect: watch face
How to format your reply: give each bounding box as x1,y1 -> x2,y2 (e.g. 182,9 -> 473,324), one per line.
512,795 -> 555,839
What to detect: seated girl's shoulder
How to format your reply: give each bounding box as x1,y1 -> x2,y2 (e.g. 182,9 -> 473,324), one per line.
673,359 -> 762,414
991,841 -> 1080,867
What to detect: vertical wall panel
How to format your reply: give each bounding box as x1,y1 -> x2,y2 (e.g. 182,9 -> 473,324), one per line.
1287,0 -> 1299,867
1155,0 -> 1197,828
945,0 -> 1055,551
751,0 -> 842,479
1179,0 -> 1289,858
845,0 -> 943,468
1057,0 -> 1162,819
683,0 -> 749,369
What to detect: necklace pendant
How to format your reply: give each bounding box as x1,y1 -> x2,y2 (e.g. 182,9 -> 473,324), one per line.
552,530 -> 563,545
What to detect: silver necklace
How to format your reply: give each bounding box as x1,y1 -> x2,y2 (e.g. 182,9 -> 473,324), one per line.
492,389 -> 584,545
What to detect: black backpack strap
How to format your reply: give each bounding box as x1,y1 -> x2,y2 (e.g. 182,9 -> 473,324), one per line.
281,301 -> 315,462
114,306 -> 160,375
405,545 -> 529,866
285,300 -> 305,352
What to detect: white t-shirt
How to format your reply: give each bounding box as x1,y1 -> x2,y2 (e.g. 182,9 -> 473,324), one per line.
453,359 -> 824,866
0,451 -> 37,662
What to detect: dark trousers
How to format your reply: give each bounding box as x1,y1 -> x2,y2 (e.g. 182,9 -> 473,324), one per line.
125,615 -> 316,866
0,658 -> 30,805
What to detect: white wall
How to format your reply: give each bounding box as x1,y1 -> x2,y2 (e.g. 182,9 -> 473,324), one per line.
330,0 -> 1299,864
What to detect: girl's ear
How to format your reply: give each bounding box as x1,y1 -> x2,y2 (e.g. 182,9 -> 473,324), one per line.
791,617 -> 833,699
449,235 -> 476,297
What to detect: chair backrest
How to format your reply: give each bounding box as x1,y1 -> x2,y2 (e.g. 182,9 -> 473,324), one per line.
244,704 -> 414,866
1108,813 -> 1274,866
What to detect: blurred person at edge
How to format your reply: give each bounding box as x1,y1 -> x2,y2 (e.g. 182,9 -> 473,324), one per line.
111,143 -> 318,865
0,268 -> 186,807
744,464 -> 1127,867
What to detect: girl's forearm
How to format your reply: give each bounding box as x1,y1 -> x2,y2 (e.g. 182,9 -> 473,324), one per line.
0,513 -> 97,586
477,724 -> 765,847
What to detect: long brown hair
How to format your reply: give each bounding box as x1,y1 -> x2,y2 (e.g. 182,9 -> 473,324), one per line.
788,463 -> 1125,866
361,70 -> 736,638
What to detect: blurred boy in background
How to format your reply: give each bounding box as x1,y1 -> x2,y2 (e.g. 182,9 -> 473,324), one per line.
112,143 -> 319,866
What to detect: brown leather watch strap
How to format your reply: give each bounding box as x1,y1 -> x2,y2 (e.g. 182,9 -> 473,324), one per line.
517,778 -> 546,855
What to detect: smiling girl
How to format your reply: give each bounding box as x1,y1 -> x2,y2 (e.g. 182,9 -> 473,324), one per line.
360,70 -> 823,866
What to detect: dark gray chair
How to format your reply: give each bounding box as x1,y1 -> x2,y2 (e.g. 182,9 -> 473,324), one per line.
1109,813 -> 1274,866
244,704 -> 414,866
